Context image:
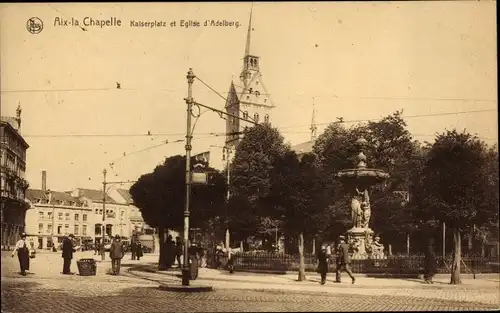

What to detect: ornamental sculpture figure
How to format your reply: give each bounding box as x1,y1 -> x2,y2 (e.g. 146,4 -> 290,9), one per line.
371,236 -> 385,258
361,189 -> 371,228
351,196 -> 363,228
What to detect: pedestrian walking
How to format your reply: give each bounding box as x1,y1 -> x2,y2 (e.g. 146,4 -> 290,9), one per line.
11,233 -> 34,276
94,242 -> 99,255
317,244 -> 329,285
130,241 -> 136,260
165,235 -> 174,269
335,235 -> 355,284
109,235 -> 125,275
423,242 -> 437,284
214,243 -> 224,269
175,237 -> 183,268
226,247 -> 234,274
62,234 -> 78,275
136,242 -> 143,261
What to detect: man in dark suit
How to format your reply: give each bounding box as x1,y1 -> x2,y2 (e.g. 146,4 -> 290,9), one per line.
109,235 -> 125,275
317,245 -> 329,285
335,235 -> 355,284
62,234 -> 77,274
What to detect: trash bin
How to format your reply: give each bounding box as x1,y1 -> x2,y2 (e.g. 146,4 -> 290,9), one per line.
189,255 -> 198,280
77,258 -> 97,276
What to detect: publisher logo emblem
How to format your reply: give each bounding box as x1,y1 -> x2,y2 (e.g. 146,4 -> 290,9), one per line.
27,17 -> 43,34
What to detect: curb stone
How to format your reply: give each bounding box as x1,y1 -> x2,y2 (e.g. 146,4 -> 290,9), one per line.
158,284 -> 213,292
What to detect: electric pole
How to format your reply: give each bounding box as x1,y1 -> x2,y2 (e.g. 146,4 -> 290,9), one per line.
182,68 -> 195,286
102,169 -> 107,260
223,146 -> 232,250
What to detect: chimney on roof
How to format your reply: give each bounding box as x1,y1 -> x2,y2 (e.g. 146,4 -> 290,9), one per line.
42,170 -> 47,191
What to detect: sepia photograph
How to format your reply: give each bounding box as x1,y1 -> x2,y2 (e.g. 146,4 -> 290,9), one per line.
0,1 -> 498,312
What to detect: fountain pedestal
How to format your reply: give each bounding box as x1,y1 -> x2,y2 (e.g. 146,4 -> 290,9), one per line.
347,227 -> 374,259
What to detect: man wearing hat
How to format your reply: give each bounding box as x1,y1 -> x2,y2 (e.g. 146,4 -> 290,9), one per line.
12,233 -> 34,276
335,235 -> 355,284
109,235 -> 125,275
317,244 -> 329,285
62,234 -> 78,274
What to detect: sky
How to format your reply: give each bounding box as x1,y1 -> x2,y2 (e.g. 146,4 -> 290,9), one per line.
0,1 -> 497,192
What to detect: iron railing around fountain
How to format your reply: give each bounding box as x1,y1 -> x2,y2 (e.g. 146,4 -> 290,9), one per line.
206,251 -> 499,274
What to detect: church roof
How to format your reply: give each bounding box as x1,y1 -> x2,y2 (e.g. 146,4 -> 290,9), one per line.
291,140 -> 315,155
116,189 -> 134,204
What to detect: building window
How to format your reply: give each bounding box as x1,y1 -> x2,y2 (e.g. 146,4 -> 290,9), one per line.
95,209 -> 98,214
47,224 -> 53,234
82,214 -> 87,222
255,91 -> 260,97
47,212 -> 52,219
264,114 -> 270,123
38,223 -> 43,234
121,211 -> 124,217
64,224 -> 69,234
74,213 -> 79,221
57,225 -> 62,235
58,213 -> 63,220
39,212 -> 44,219
243,111 -> 248,119
74,225 -> 79,235
254,113 -> 259,123
65,213 -> 70,220
82,225 -> 87,236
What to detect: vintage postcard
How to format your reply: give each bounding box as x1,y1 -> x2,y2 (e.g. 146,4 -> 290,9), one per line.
1,2 -> 498,312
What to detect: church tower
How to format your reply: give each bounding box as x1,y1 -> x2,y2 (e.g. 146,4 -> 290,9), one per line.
225,8 -> 275,148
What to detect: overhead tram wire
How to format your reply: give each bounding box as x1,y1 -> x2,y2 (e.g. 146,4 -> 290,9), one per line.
279,109 -> 498,129
107,131 -> 243,165
21,108 -> 497,139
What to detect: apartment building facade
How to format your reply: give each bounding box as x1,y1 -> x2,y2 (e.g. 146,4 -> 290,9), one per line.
0,106 -> 30,250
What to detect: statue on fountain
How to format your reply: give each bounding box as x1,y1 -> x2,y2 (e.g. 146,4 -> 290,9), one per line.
361,189 -> 371,229
370,236 -> 385,258
351,188 -> 364,228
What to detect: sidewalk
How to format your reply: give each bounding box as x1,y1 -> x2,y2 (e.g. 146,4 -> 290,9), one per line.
126,264 -> 500,306
131,264 -> 499,287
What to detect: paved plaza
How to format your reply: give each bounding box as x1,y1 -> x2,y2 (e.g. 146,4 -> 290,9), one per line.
1,251 -> 499,312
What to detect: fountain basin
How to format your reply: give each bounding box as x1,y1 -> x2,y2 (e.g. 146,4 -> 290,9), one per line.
337,168 -> 389,187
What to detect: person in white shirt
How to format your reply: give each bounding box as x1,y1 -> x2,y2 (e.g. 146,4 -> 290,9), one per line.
11,233 -> 34,276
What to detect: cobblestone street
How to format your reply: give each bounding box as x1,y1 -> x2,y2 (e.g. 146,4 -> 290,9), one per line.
1,252 -> 499,312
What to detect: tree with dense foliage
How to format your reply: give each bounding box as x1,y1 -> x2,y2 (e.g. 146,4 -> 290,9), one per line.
130,155 -> 226,268
265,152 -> 327,281
413,130 -> 493,284
228,123 -> 290,245
312,111 -> 421,246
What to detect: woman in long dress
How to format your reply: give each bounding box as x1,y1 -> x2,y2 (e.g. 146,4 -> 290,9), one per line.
11,233 -> 34,276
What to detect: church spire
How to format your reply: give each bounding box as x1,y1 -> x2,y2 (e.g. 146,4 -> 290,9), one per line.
310,97 -> 317,141
244,5 -> 253,57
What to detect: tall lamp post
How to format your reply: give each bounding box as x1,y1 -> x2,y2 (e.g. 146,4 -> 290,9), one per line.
101,169 -> 136,260
102,169 -> 107,260
222,146 -> 232,250
182,68 -> 196,286
181,67 -> 259,286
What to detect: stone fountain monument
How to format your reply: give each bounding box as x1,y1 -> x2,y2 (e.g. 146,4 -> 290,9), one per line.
337,138 -> 390,259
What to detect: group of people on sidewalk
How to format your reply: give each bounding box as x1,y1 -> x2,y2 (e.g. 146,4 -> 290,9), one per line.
316,235 -> 438,285
317,235 -> 356,285
163,235 -> 183,269
63,234 -> 126,275
12,233 -> 129,276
